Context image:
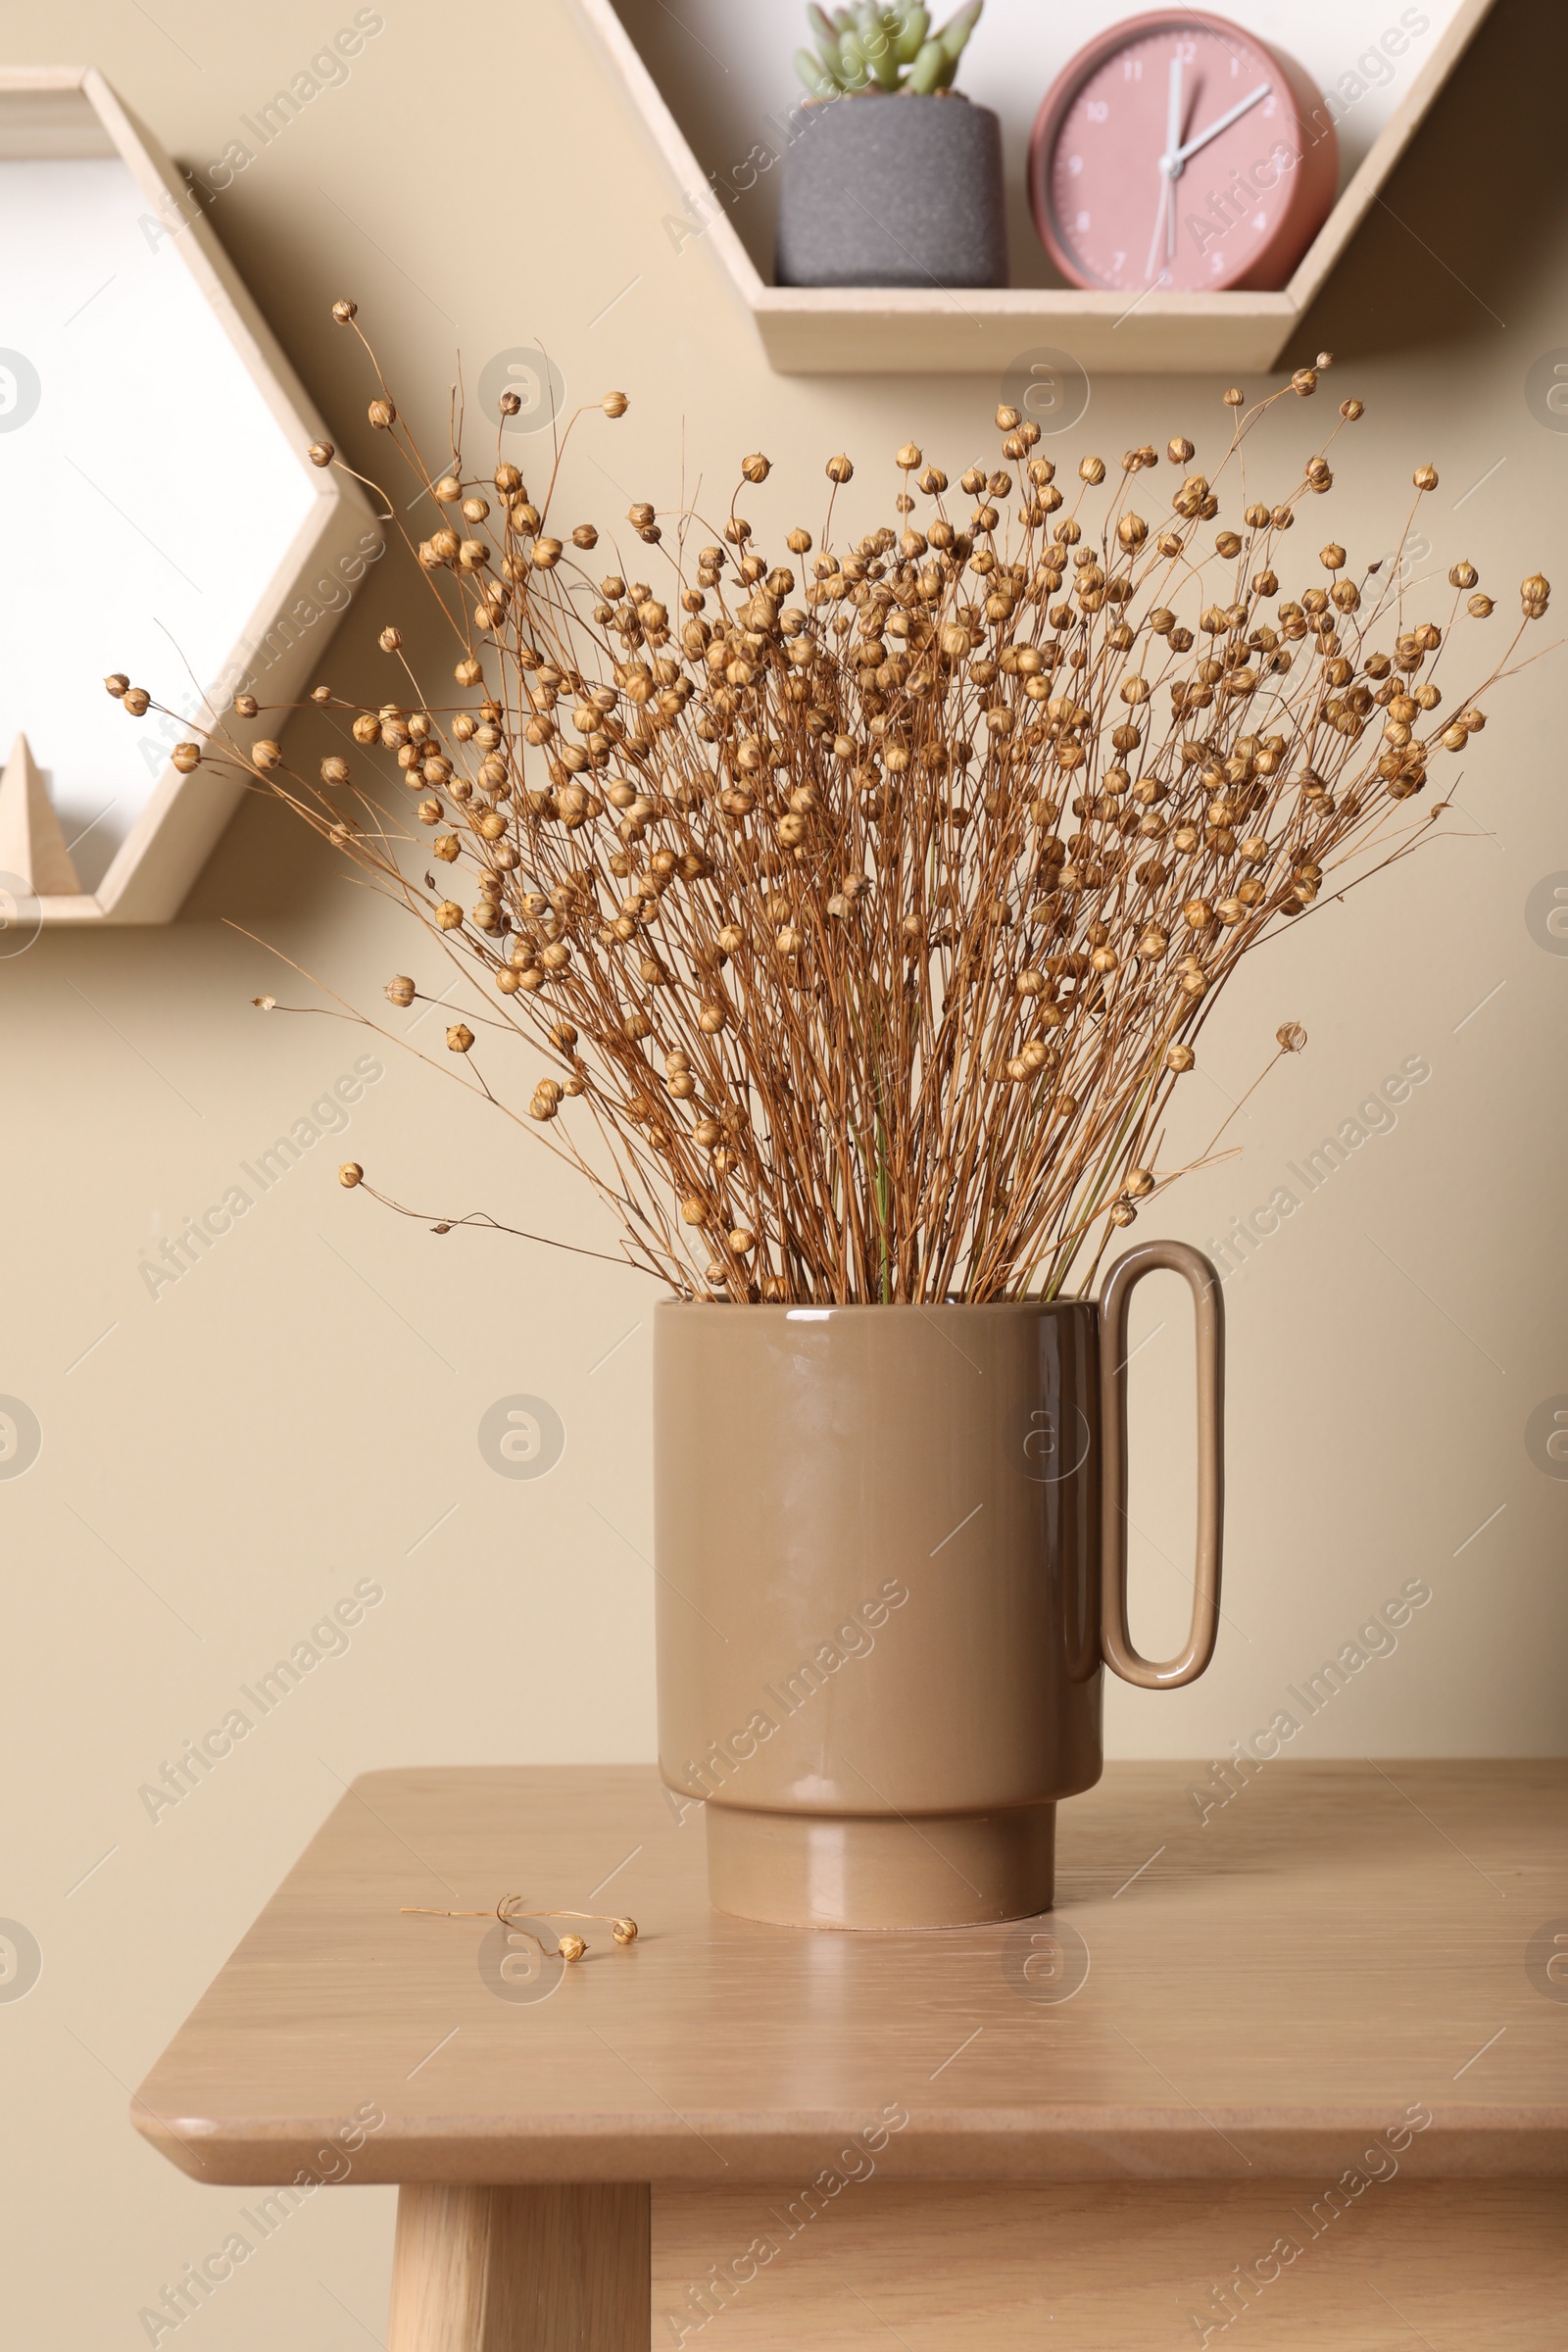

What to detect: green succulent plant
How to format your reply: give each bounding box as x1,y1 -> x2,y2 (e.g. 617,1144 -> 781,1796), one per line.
794,1 -> 983,98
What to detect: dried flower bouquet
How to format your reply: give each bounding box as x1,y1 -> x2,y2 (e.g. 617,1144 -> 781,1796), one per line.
118,321 -> 1546,1303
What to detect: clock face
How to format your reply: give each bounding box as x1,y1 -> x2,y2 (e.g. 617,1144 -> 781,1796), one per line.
1028,11 -> 1338,294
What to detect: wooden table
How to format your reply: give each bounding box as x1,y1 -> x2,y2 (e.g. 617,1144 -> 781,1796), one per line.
134,1762 -> 1568,2349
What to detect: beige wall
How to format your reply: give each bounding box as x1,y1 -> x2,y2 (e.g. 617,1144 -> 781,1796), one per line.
2,2 -> 1565,2345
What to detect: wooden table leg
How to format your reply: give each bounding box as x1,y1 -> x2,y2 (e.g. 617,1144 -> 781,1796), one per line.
388,2183 -> 651,2351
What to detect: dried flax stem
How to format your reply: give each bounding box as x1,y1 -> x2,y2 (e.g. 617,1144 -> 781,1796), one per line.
118,325 -> 1547,1304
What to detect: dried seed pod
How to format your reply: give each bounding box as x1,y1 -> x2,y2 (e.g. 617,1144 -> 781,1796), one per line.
338,1162 -> 363,1186
385,975 -> 416,1007
230,364 -> 1534,1310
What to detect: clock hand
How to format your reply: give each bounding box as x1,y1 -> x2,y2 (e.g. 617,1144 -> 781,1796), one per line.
1142,53 -> 1183,287
1165,50 -> 1184,170
1163,79 -> 1272,176
1144,175 -> 1170,287
1163,52 -> 1182,266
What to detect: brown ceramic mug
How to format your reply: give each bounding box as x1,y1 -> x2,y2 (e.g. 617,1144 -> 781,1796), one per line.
655,1240 -> 1224,1930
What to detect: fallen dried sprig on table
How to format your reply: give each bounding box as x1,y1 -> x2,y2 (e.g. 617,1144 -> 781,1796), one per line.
119,318 -> 1547,1302
402,1895 -> 639,1964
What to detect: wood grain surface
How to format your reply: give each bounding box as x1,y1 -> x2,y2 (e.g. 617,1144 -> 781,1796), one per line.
652,2178 -> 1568,2349
131,1761 -> 1568,2185
388,2184 -> 648,2351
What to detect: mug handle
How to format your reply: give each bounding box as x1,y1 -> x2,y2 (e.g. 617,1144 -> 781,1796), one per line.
1100,1240 -> 1225,1690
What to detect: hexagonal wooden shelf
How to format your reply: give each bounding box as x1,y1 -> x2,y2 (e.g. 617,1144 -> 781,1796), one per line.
0,67 -> 373,924
569,0 -> 1495,375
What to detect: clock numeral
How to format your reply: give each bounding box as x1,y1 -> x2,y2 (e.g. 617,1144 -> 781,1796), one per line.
1111,251 -> 1126,271
1065,153 -> 1083,175
1176,37 -> 1197,61
1122,54 -> 1142,79
1075,210 -> 1091,232
1084,99 -> 1108,122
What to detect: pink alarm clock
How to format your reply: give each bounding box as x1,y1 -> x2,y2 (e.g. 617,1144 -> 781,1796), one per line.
1028,10 -> 1338,294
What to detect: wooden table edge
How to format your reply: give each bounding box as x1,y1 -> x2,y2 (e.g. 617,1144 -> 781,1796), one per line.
130,2102 -> 1568,2185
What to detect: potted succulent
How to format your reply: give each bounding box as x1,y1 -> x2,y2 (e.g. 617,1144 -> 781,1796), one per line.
125,325 -> 1545,1929
777,2 -> 1006,289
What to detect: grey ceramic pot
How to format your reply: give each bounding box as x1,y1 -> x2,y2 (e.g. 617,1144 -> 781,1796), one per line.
776,89 -> 1007,290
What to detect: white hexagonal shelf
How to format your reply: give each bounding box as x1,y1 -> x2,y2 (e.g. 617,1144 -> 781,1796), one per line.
571,0 -> 1495,375
0,67 -> 373,924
